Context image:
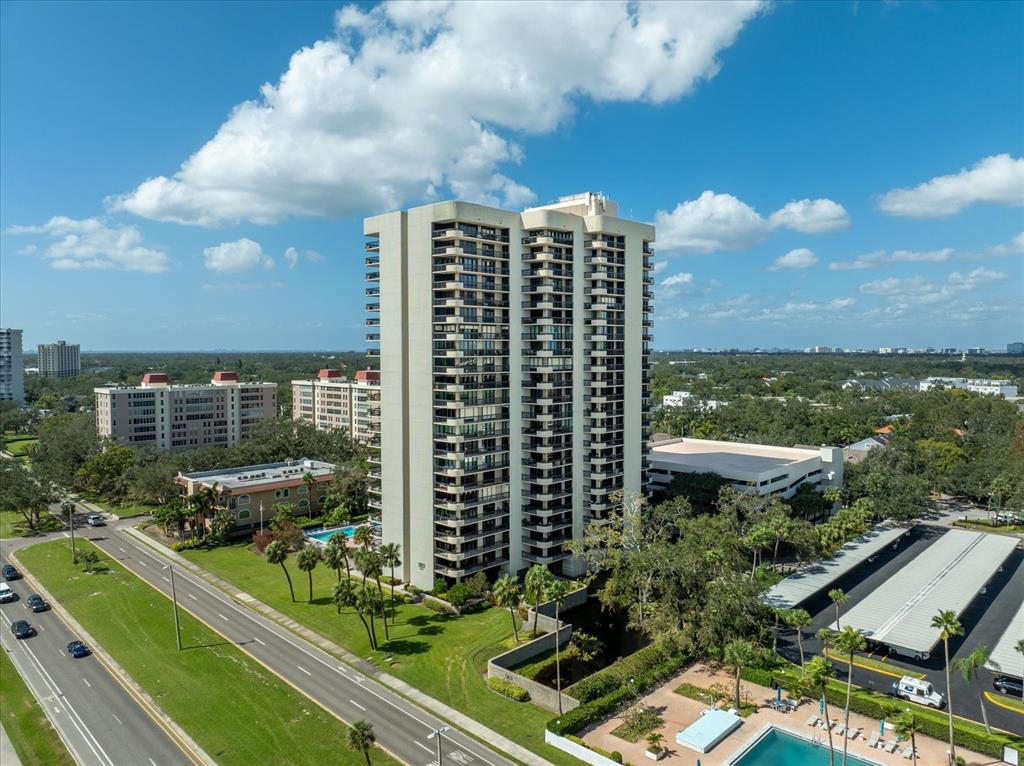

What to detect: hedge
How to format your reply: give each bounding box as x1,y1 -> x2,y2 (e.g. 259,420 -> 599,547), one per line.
486,677 -> 530,702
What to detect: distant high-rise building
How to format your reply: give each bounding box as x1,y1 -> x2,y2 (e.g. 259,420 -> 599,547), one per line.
0,328 -> 25,403
364,193 -> 653,589
37,340 -> 81,379
94,372 -> 277,451
1007,342 -> 1024,355
291,368 -> 380,443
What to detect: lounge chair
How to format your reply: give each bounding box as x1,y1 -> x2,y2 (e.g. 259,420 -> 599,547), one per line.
902,747 -> 915,760
885,741 -> 899,754
806,715 -> 819,727
848,729 -> 860,741
867,733 -> 880,749
834,725 -> 846,738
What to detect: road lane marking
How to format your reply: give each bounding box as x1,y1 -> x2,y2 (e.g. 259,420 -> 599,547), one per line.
217,613 -> 229,622
63,533 -> 70,539
137,560 -> 147,567
254,638 -> 265,646
297,665 -> 311,676
111,713 -> 123,725
414,742 -> 432,753
985,691 -> 1024,715
161,576 -> 170,583
149,759 -> 158,766
187,593 -> 197,601
82,678 -> 91,688
349,700 -> 366,711
118,547 -> 126,553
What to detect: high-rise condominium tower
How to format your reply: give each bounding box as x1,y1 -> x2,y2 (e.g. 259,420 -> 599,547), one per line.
0,328 -> 25,403
37,340 -> 81,379
364,193 -> 653,589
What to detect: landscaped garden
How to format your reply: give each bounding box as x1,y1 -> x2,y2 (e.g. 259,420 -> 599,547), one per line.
18,539 -> 400,766
2,431 -> 37,460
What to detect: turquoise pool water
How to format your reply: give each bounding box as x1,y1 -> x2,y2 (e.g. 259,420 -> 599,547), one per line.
730,728 -> 882,766
305,525 -> 358,544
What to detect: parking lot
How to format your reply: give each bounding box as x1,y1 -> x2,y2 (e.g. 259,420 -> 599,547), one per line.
775,523 -> 1024,736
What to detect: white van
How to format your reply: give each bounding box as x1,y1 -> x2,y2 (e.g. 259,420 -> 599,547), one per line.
891,675 -> 945,708
0,583 -> 16,603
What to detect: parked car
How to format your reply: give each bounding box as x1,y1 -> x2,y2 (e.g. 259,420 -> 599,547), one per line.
86,514 -> 105,527
891,675 -> 945,708
67,640 -> 91,658
2,564 -> 21,581
0,583 -> 17,603
993,675 -> 1024,697
26,594 -> 50,612
10,620 -> 36,639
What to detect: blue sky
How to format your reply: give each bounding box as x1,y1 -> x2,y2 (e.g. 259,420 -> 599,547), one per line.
1,0 -> 1022,351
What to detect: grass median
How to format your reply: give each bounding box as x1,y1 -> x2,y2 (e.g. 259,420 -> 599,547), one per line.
0,509 -> 64,538
0,644 -> 77,766
18,539 -> 399,766
182,541 -> 580,766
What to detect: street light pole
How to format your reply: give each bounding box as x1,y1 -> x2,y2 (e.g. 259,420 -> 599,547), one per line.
427,725 -> 449,766
62,499 -> 77,563
259,502 -> 264,534
167,564 -> 182,651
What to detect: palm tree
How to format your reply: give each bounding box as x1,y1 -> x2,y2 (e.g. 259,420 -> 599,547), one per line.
355,548 -> 389,639
188,481 -> 220,539
801,656 -> 836,766
297,546 -> 320,603
645,731 -> 665,755
353,524 -> 374,551
894,710 -> 920,766
356,586 -> 381,650
833,626 -> 867,766
524,564 -> 552,638
1016,639 -> 1024,701
828,588 -> 847,630
322,535 -> 347,582
379,542 -> 401,620
302,472 -> 317,515
785,608 -> 813,667
823,487 -> 842,509
545,578 -> 572,714
333,577 -> 355,615
953,645 -> 996,735
722,638 -> 757,710
345,720 -> 375,766
930,609 -> 963,766
264,540 -> 295,602
493,574 -> 522,642
816,627 -> 835,659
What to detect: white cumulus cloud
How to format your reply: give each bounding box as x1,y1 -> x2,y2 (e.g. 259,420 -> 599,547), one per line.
829,248 -> 953,270
203,238 -> 274,273
5,216 -> 169,272
768,199 -> 850,233
109,1 -> 765,226
768,248 -> 818,271
859,267 -> 1007,305
659,272 -> 703,298
990,232 -> 1024,256
878,154 -> 1024,218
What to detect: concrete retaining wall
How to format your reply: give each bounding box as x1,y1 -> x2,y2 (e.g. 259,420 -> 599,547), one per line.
544,730 -> 620,766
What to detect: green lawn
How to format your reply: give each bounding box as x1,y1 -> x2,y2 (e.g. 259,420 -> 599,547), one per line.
0,509 -> 64,538
182,542 -> 580,766
18,540 -> 400,766
2,432 -> 37,459
81,493 -> 158,519
0,643 -> 77,766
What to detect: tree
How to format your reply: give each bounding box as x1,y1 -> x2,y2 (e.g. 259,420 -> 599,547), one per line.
355,586 -> 381,650
722,638 -> 757,710
987,474 -> 1014,523
545,578 -> 572,715
953,646 -> 996,735
345,720 -> 375,766
379,542 -> 401,620
833,626 -> 867,766
80,549 -> 100,573
265,541 -> 295,602
352,524 -> 374,551
75,444 -> 135,503
524,564 -> 553,638
816,628 -> 835,658
828,588 -> 847,630
800,656 -> 836,766
332,576 -> 355,615
784,608 -> 813,668
894,710 -> 920,766
30,412 -> 99,488
207,510 -> 235,546
297,546 -> 320,603
355,549 -> 389,640
822,487 -> 842,508
302,472 -> 318,512
930,609 -> 963,765
646,731 -> 665,755
492,574 -> 522,642
153,498 -> 189,543
0,460 -> 52,531
187,482 -> 220,540
322,535 -> 349,582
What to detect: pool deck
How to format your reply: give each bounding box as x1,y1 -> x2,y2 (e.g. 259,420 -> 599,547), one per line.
581,664 -> 992,766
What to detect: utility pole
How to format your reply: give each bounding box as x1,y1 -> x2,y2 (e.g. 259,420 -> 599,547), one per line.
62,499 -> 77,563
167,564 -> 182,650
427,725 -> 449,766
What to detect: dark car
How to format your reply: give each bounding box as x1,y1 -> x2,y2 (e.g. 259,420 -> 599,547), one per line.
67,640 -> 91,658
10,620 -> 35,639
26,594 -> 50,612
2,564 -> 21,581
994,675 -> 1024,697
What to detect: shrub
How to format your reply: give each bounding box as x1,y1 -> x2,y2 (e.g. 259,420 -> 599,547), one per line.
405,584 -> 421,595
464,571 -> 489,597
487,676 -> 530,702
171,538 -> 204,552
613,704 -> 663,743
423,597 -> 456,615
446,583 -> 473,606
251,530 -> 277,553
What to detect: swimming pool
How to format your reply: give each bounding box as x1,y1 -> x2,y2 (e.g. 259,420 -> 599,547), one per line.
304,525 -> 359,544
729,727 -> 883,766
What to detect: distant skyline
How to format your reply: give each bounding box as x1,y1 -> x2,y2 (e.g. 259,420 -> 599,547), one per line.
1,1 -> 1022,351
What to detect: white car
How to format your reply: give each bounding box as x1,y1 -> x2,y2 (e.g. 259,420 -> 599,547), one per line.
891,676 -> 945,709
86,514 -> 105,527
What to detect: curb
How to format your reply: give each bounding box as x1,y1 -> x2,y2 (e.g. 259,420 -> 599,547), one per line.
124,528 -> 558,766
9,549 -> 218,766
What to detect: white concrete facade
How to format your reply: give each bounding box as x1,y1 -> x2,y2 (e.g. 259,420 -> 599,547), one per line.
649,437 -> 842,499
0,328 -> 25,403
364,194 -> 653,589
918,377 -> 1018,397
291,369 -> 380,443
37,340 -> 80,379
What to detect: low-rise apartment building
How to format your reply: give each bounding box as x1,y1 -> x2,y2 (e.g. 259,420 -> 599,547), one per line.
37,340 -> 80,379
176,458 -> 335,532
95,372 -> 277,451
291,369 -> 380,442
649,437 -> 842,499
918,377 -> 1018,397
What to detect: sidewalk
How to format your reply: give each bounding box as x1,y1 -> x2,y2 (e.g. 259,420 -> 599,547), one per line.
124,526 -> 557,766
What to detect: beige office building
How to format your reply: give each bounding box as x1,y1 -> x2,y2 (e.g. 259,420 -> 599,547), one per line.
37,340 -> 81,379
364,193 -> 653,589
95,372 -> 277,451
291,368 -> 380,443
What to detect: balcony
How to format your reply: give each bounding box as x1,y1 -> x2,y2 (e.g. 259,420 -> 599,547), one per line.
366,303 -> 380,312
365,240 -> 380,251
366,333 -> 380,342
521,549 -> 570,565
434,556 -> 509,580
364,256 -> 379,267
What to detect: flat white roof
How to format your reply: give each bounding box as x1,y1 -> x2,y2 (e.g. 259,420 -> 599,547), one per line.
651,438 -> 820,476
841,529 -> 1018,655
179,458 -> 335,490
987,601 -> 1024,674
763,522 -> 910,610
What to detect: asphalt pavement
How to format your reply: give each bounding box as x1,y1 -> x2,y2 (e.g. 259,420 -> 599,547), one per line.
0,555 -> 198,766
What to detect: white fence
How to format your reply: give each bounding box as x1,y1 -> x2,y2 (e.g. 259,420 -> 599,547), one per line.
544,730 -> 620,766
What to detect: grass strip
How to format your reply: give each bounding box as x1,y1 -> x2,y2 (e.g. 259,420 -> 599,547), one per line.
0,509 -> 64,539
0,644 -> 77,766
19,540 -> 399,766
